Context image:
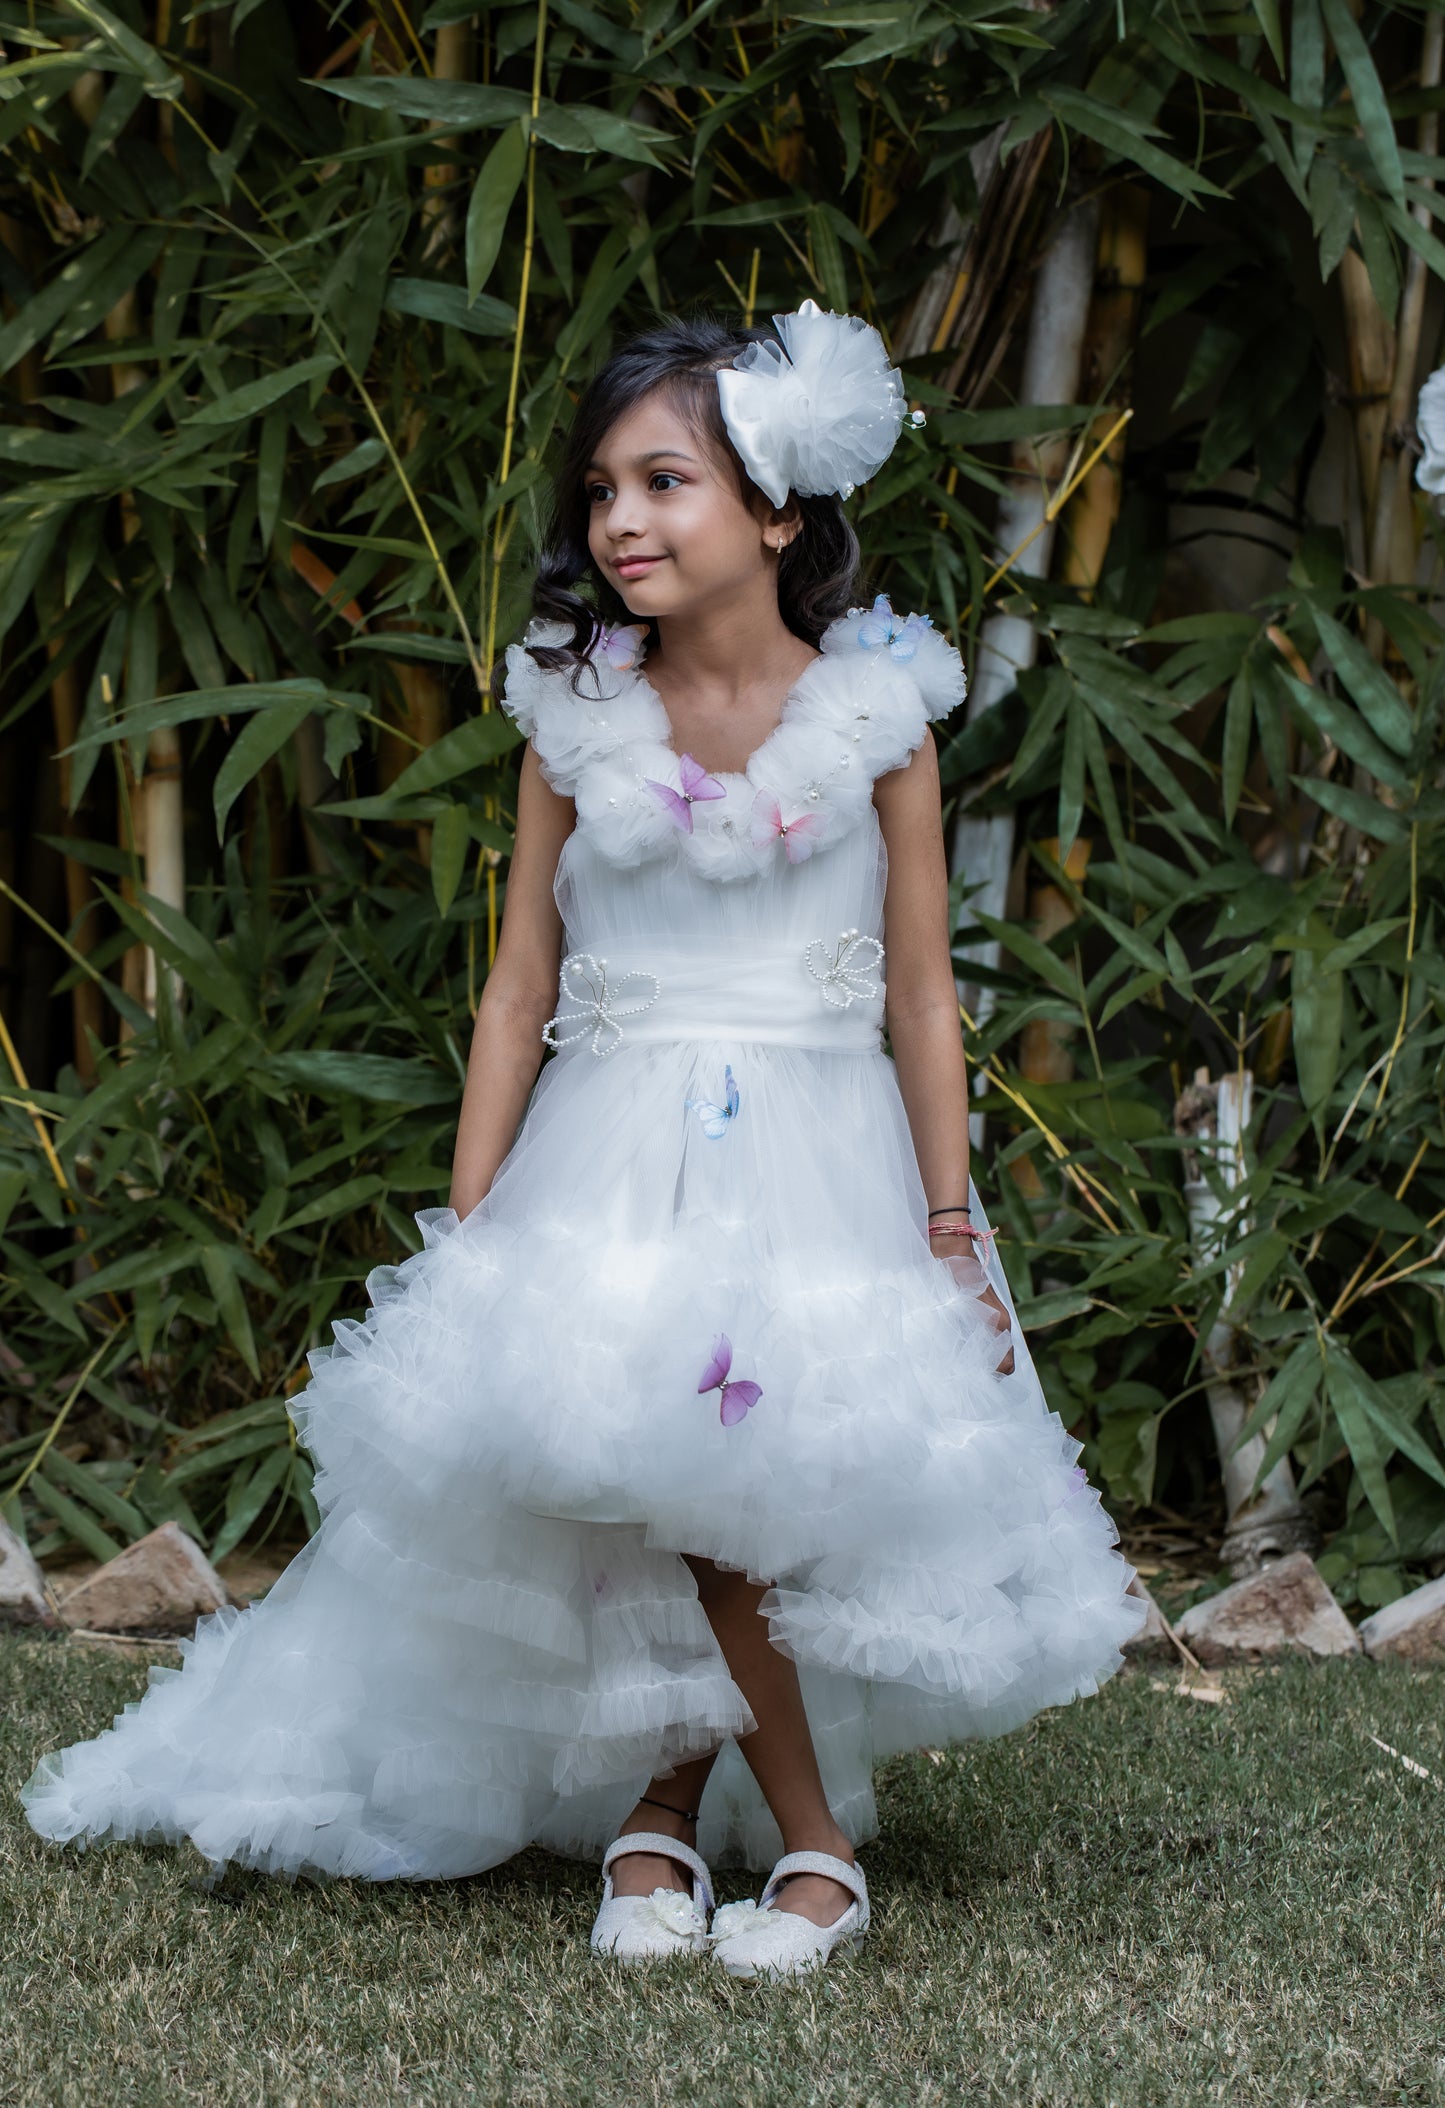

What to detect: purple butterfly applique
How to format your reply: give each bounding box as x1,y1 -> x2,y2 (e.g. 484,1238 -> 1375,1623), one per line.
684,1064 -> 740,1138
644,751 -> 727,834
594,620 -> 649,670
697,1333 -> 763,1427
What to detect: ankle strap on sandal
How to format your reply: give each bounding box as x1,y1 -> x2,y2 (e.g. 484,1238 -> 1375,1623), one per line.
601,1831 -> 714,1912
758,1850 -> 868,1917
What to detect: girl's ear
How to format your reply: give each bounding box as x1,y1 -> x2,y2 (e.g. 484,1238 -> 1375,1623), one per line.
763,497 -> 804,553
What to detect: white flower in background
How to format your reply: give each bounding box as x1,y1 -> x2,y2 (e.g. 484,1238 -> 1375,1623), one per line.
1415,367 -> 1445,494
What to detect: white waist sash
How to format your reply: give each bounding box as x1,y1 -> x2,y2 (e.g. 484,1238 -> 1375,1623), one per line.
542,931 -> 887,1056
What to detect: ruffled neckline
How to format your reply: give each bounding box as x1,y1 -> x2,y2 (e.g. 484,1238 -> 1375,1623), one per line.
633,649 -> 827,784
500,596 -> 967,883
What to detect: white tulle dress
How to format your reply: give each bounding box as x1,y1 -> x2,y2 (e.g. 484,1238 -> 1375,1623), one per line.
21,600 -> 1147,1883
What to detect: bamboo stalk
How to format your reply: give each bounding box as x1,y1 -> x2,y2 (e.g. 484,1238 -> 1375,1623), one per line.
950,197 -> 1101,1063
1013,837 -> 1093,1200
420,20 -> 474,268
1058,185 -> 1149,598
1174,1068 -> 1316,1574
1365,13 -> 1444,613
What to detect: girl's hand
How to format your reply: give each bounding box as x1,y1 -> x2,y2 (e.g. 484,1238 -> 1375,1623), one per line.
939,1248 -> 1016,1375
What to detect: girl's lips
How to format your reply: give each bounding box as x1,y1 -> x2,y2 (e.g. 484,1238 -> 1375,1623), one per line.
614,556 -> 664,577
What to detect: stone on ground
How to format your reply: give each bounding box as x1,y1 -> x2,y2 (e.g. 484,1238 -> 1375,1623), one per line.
55,1521 -> 237,1635
1121,1574 -> 1173,1658
1174,1550 -> 1360,1664
0,1517 -> 58,1627
1358,1573 -> 1445,1663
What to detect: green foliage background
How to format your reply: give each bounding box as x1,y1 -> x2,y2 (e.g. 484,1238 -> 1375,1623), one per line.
1,0 -> 1443,1610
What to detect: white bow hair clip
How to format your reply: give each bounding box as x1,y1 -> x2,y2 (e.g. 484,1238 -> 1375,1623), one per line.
716,298 -> 924,509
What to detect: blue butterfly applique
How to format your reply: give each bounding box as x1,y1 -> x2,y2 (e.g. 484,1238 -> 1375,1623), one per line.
684,1064 -> 740,1138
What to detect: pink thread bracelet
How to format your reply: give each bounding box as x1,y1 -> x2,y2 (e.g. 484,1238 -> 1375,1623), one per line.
928,1222 -> 997,1252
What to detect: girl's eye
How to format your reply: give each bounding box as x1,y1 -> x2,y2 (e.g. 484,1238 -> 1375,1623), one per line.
586,483 -> 613,505
651,472 -> 683,492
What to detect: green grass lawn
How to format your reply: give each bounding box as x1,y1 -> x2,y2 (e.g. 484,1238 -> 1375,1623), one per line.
3,1631 -> 1443,2108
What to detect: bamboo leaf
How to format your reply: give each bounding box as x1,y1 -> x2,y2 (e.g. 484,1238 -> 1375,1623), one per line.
385,710 -> 522,796
1326,1350 -> 1397,1543
213,699 -> 315,839
207,1443 -> 294,1566
61,0 -> 183,97
466,121 -> 527,302
383,277 -> 517,338
27,1476 -> 124,1564
1042,87 -> 1229,203
1279,670 -> 1411,787
1319,0 -> 1405,206
186,353 -> 340,427
265,1052 -> 457,1107
1291,945 -> 1343,1111
1291,772 -> 1411,843
198,1246 -> 260,1381
1222,660 -> 1252,824
272,1176 -> 388,1238
1309,607 -> 1415,756
319,78 -> 533,126
430,801 -> 472,917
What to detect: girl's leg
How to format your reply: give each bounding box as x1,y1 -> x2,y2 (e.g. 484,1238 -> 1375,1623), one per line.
607,1750 -> 718,1897
607,1559 -> 856,1925
683,1555 -> 856,1928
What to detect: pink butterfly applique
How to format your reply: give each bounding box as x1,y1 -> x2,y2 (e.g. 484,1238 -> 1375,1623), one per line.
593,620 -> 649,670
697,1333 -> 763,1427
749,787 -> 824,864
644,752 -> 727,834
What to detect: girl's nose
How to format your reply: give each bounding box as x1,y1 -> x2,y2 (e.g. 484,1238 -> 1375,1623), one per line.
606,485 -> 648,540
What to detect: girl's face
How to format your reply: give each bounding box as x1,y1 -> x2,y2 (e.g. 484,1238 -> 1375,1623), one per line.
584,390 -> 792,625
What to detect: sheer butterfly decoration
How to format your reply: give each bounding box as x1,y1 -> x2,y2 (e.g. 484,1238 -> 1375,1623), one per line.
856,592 -> 934,662
593,620 -> 649,671
697,1334 -> 763,1426
685,1064 -> 740,1138
749,787 -> 824,863
645,752 -> 727,834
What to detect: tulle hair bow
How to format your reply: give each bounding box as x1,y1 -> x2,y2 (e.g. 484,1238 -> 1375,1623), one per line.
716,299 -> 919,509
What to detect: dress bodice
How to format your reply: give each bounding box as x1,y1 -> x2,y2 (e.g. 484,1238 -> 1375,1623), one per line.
499,598 -> 966,1056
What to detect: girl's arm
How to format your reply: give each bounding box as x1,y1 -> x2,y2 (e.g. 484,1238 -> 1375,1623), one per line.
448,743 -> 575,1219
874,732 -> 1013,1370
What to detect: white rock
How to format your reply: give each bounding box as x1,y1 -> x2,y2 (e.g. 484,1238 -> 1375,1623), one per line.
0,1517 -> 58,1627
1174,1550 -> 1360,1664
56,1521 -> 237,1635
1121,1574 -> 1173,1658
1358,1573 -> 1445,1663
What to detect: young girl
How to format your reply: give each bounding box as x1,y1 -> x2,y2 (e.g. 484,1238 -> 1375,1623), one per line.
22,301 -> 1147,1981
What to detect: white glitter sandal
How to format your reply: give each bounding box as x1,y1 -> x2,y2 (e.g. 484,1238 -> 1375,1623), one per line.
589,1831 -> 715,1963
707,1850 -> 869,1979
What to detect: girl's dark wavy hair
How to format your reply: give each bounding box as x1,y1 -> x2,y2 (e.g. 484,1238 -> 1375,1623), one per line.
497,310 -> 861,699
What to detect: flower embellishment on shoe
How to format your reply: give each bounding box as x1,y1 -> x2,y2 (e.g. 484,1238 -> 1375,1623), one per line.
707,1899 -> 764,1944
542,953 -> 660,1058
804,928 -> 884,1009
685,1064 -> 740,1138
647,1888 -> 708,1939
750,787 -> 825,864
698,1333 -> 762,1426
645,751 -> 727,834
855,592 -> 934,662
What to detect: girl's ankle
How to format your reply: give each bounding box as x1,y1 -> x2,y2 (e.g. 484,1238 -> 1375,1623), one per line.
619,1793 -> 698,1844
